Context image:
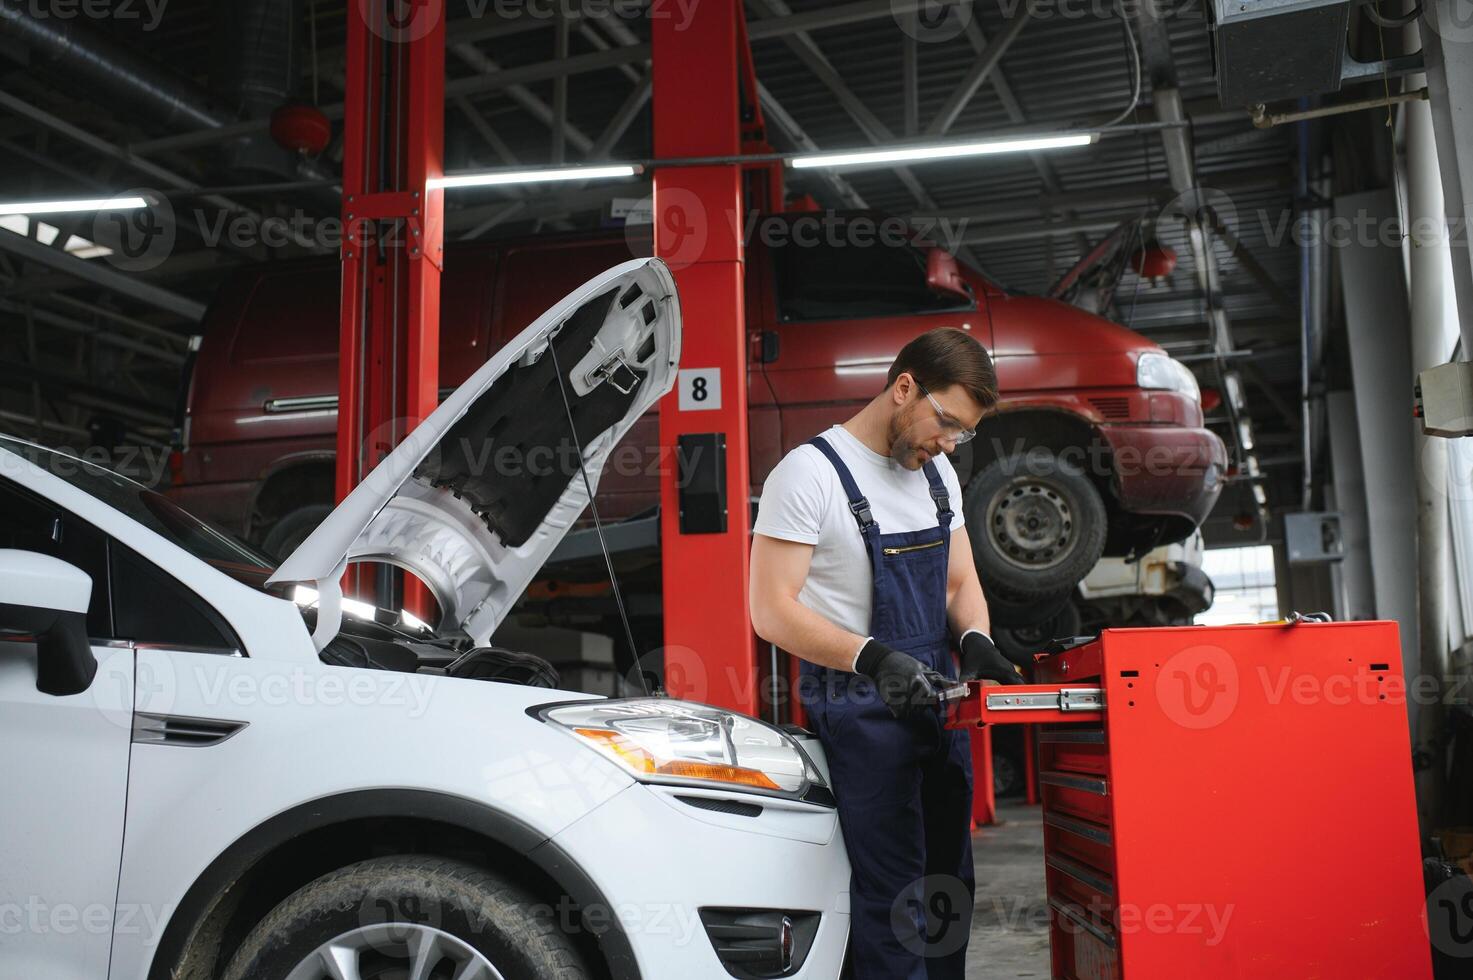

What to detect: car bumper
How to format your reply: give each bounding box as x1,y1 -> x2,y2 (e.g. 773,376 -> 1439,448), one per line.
544,782 -> 851,979
1098,423 -> 1227,525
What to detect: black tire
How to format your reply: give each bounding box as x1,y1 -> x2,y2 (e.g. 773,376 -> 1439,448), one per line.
985,590 -> 1071,630
963,449 -> 1107,603
993,598 -> 1084,670
220,855 -> 590,980
993,745 -> 1025,798
260,503 -> 332,560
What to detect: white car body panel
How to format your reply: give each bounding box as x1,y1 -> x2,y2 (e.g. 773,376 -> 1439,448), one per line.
549,784 -> 849,977
1079,530 -> 1206,599
0,644 -> 132,979
0,259 -> 851,980
107,651 -> 633,979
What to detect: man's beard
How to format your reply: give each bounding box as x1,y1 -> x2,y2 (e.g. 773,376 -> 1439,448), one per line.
886,405 -> 927,470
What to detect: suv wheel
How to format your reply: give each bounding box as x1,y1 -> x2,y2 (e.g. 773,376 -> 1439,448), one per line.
993,598 -> 1084,671
221,856 -> 589,980
964,450 -> 1107,603
260,503 -> 331,560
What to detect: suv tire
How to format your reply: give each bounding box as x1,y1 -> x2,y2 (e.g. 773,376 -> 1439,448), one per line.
260,503 -> 331,560
964,449 -> 1107,603
221,855 -> 590,980
993,598 -> 1084,671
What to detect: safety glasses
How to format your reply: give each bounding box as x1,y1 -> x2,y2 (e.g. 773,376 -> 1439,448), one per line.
916,381 -> 977,445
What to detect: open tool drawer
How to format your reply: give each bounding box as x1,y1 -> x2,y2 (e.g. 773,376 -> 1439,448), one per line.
945,623 -> 1432,980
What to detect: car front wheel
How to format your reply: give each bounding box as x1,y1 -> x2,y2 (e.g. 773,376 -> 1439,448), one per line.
964,449 -> 1107,604
221,856 -> 590,980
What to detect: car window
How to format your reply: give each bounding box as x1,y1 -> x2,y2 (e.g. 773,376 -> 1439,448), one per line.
230,266 -> 338,363
109,540 -> 241,651
771,228 -> 974,322
0,436 -> 277,591
0,478 -> 112,637
0,475 -> 243,650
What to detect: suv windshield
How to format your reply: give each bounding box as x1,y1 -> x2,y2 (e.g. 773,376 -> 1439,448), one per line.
0,436 -> 277,590
770,218 -> 977,321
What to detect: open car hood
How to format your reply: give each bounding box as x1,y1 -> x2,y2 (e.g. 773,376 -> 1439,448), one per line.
267,258 -> 681,650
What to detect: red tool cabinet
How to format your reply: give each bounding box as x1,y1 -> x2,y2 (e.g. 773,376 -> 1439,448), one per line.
949,621 -> 1432,979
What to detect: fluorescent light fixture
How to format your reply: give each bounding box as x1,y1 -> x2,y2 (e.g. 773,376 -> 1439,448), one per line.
0,195 -> 147,216
791,133 -> 1096,170
430,165 -> 640,190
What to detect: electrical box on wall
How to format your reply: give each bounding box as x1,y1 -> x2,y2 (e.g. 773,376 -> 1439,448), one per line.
676,432 -> 727,534
1210,0 -> 1349,106
1415,361 -> 1473,437
1284,511 -> 1344,563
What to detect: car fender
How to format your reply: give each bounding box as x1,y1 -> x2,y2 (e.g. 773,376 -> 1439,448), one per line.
143,788 -> 642,980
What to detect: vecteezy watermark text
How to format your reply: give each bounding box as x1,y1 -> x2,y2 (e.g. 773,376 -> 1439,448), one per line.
16,0 -> 169,31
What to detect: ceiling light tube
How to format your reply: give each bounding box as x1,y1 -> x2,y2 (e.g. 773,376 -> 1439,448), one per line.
430,164 -> 641,190
0,196 -> 148,216
791,133 -> 1097,170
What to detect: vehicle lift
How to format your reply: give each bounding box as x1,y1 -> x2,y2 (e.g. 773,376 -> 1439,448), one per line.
650,0 -> 764,713
336,1 -> 445,611
946,620 -> 1431,978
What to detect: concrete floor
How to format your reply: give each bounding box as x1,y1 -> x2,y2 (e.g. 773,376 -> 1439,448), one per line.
966,800 -> 1052,979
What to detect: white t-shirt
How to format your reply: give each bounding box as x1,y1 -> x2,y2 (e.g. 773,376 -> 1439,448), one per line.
752,424 -> 964,636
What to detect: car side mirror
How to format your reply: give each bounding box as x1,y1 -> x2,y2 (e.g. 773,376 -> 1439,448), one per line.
925,247 -> 971,300
0,550 -> 97,696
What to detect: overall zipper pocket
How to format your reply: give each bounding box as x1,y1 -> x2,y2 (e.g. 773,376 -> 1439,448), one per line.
882,540 -> 944,556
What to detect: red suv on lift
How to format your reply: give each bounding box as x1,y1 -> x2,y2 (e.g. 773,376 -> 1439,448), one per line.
168,213 -> 1225,622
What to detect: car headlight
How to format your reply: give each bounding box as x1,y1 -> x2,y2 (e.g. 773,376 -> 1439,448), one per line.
1136,351 -> 1200,401
537,699 -> 830,802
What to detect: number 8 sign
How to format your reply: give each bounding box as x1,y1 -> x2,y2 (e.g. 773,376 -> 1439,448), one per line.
677,368 -> 722,411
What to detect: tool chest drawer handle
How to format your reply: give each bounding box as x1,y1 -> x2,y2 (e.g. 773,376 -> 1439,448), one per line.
1046,853 -> 1116,899
1045,811 -> 1114,846
1040,770 -> 1109,795
1049,898 -> 1118,949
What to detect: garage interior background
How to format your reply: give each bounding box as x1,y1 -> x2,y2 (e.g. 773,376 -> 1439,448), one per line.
0,0 -> 1471,812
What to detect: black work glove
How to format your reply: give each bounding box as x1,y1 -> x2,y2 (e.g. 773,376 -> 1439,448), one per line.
854,639 -> 947,720
959,630 -> 1025,685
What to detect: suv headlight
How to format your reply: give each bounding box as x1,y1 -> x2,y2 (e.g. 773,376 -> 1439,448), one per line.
1136,351 -> 1200,401
537,699 -> 830,802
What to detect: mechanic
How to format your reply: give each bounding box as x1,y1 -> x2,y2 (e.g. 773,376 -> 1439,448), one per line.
749,326 -> 1024,980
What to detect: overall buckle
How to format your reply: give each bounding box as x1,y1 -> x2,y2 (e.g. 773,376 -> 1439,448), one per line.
848,498 -> 875,530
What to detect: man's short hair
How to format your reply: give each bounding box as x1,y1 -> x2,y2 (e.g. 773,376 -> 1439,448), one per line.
886,327 -> 999,409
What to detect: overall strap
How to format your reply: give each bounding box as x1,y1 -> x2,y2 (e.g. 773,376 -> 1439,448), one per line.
921,459 -> 953,529
806,436 -> 878,534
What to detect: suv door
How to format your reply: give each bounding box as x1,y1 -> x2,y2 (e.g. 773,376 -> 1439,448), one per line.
756,218 -> 991,456
0,479 -> 133,979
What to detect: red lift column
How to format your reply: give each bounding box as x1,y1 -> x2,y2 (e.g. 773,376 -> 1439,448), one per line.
337,1 -> 445,606
651,0 -> 758,713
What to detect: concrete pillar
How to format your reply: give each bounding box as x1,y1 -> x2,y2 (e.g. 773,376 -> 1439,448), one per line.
1334,189 -> 1421,739
1326,390 -> 1376,621
1403,61 -> 1461,826
1422,0 -> 1473,356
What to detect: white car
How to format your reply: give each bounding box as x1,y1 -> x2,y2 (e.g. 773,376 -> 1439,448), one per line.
0,258 -> 851,980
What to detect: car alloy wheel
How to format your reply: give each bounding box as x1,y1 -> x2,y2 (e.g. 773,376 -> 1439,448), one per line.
284,923 -> 504,980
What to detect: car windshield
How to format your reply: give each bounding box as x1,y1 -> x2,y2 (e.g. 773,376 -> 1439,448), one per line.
0,435 -> 278,591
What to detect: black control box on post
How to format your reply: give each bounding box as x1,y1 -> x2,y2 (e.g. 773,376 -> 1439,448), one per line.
676,433 -> 727,534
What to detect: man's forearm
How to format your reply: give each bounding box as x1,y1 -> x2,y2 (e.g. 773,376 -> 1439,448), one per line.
947,576 -> 991,640
753,596 -> 869,672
